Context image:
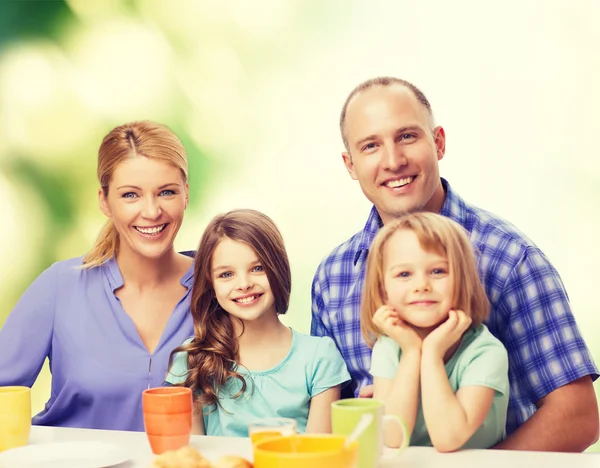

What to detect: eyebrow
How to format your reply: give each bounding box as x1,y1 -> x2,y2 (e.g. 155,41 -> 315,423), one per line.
388,259 -> 448,270
116,183 -> 180,190
394,125 -> 422,136
212,259 -> 261,272
354,126 -> 422,149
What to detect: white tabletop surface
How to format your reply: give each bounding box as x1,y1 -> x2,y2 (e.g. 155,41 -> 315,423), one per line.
0,425 -> 597,468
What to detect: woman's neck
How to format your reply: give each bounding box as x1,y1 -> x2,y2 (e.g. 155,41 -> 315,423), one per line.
116,247 -> 185,290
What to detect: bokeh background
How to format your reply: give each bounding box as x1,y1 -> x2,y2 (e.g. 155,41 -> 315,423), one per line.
1,0 -> 599,450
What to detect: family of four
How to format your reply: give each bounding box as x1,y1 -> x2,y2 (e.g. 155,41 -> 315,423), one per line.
0,77 -> 597,452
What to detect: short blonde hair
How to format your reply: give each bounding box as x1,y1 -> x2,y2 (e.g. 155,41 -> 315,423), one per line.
361,212 -> 489,347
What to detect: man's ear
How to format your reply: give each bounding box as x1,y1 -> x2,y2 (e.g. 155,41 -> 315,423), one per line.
433,126 -> 446,161
98,188 -> 112,218
342,152 -> 358,180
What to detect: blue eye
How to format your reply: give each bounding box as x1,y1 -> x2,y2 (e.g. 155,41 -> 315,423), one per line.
361,142 -> 378,152
431,268 -> 447,275
160,189 -> 176,196
252,265 -> 264,273
122,192 -> 138,199
397,271 -> 410,278
219,272 -> 233,279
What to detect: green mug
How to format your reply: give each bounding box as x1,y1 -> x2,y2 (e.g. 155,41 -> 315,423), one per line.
331,398 -> 407,468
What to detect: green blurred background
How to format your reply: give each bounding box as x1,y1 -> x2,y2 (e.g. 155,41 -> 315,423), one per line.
1,0 -> 599,451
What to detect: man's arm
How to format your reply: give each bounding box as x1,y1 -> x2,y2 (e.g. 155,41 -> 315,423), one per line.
493,246 -> 599,451
494,376 -> 598,451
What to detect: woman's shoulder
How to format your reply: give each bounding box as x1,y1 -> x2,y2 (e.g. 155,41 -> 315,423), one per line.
32,256 -> 87,281
54,256 -> 86,269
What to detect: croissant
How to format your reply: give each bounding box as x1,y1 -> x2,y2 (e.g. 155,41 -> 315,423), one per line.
150,446 -> 253,468
151,446 -> 212,468
213,455 -> 254,468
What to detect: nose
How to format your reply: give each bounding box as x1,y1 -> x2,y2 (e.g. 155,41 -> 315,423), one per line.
236,273 -> 253,291
141,196 -> 161,220
382,142 -> 408,171
413,273 -> 431,292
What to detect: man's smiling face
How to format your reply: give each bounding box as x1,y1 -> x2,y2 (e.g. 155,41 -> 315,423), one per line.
342,84 -> 446,223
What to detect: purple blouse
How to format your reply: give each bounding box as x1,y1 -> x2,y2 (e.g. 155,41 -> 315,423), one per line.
0,255 -> 194,431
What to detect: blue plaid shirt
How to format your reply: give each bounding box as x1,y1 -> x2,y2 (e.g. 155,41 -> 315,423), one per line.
311,178 -> 598,435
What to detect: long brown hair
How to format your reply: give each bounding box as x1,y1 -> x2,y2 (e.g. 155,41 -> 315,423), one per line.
82,121 -> 188,268
361,212 -> 489,347
170,209 -> 291,410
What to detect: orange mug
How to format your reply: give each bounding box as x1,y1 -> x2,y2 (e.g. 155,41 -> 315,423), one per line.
142,387 -> 192,454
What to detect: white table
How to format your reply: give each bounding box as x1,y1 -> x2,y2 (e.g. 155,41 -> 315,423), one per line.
12,425 -> 600,467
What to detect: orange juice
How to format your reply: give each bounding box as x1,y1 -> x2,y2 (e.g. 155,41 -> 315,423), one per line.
250,431 -> 285,444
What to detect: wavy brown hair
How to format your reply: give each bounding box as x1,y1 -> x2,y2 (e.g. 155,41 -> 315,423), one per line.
361,212 -> 490,347
169,209 -> 291,411
82,121 -> 188,268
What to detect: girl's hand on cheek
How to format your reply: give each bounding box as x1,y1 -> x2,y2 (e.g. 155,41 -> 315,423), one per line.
422,310 -> 472,359
373,305 -> 422,352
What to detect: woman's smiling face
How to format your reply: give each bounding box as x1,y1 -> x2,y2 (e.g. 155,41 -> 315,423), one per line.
99,156 -> 188,261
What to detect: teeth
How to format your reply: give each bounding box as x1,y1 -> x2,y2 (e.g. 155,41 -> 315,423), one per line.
236,295 -> 259,304
135,224 -> 166,234
386,176 -> 414,188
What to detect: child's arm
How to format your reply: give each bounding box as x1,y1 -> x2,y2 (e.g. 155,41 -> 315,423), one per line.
371,306 -> 421,447
306,335 -> 351,433
305,385 -> 341,433
191,410 -> 205,435
373,349 -> 421,448
421,310 -> 493,452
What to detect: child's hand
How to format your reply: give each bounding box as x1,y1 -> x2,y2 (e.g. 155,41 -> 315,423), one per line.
373,306 -> 422,352
422,310 -> 471,359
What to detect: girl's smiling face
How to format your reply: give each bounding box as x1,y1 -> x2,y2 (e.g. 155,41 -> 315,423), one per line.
383,228 -> 454,333
211,237 -> 277,323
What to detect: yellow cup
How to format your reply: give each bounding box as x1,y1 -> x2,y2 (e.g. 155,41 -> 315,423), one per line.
253,434 -> 358,468
0,386 -> 31,452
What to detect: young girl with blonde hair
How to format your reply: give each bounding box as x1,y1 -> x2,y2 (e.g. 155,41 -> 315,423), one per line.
167,209 -> 349,436
361,212 -> 509,452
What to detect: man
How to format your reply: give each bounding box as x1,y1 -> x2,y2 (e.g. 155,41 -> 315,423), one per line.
311,76 -> 599,451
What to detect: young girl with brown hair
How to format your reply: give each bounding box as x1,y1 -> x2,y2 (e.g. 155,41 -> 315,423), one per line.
167,209 -> 349,436
361,212 -> 509,451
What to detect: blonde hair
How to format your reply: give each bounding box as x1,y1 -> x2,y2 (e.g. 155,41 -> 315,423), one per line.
361,212 -> 489,347
82,121 -> 188,269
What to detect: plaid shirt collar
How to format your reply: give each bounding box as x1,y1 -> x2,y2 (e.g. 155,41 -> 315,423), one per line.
353,178 -> 464,266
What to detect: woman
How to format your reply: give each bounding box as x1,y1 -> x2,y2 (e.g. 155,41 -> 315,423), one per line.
0,121 -> 194,431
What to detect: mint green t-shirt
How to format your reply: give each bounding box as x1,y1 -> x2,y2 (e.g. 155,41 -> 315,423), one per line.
370,324 -> 509,449
166,328 -> 350,437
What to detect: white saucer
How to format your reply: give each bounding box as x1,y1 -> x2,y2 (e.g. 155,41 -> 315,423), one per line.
0,440 -> 129,468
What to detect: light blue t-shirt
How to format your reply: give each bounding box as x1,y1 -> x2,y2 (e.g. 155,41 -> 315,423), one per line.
166,328 -> 350,437
370,324 -> 509,449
